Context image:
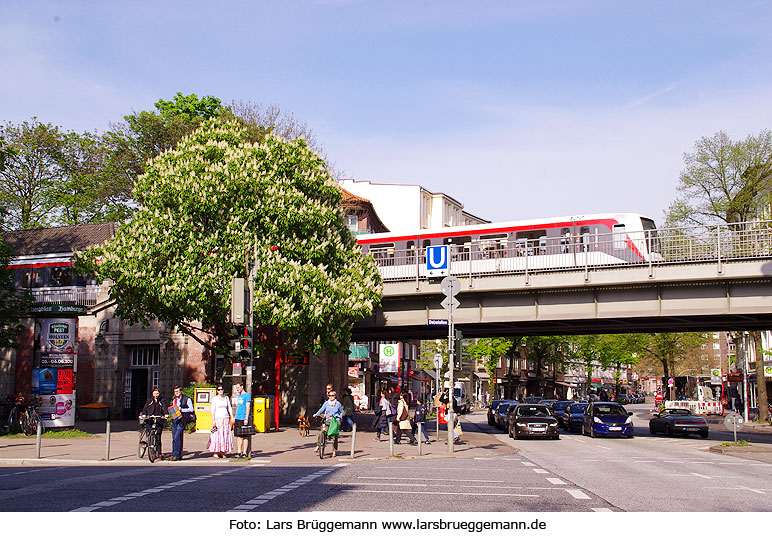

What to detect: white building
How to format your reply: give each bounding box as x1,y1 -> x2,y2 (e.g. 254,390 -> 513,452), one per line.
338,179 -> 487,232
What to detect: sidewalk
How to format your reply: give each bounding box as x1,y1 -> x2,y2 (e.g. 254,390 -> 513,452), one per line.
0,414 -> 511,466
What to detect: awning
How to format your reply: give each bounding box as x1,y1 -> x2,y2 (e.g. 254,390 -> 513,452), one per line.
423,369 -> 437,380
474,372 -> 490,379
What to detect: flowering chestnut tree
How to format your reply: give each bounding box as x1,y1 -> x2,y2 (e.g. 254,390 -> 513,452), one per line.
78,118 -> 382,354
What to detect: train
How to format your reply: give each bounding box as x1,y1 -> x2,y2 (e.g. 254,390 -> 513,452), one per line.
356,212 -> 661,280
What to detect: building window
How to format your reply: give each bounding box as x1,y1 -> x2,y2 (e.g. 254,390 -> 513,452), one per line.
123,370 -> 132,409
345,214 -> 358,232
131,346 -> 159,367
152,370 -> 160,389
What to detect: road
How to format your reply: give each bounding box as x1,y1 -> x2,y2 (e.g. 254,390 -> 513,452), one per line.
1,405 -> 770,513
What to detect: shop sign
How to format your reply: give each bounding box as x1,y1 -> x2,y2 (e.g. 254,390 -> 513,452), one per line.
347,366 -> 359,378
379,343 -> 400,373
710,368 -> 723,385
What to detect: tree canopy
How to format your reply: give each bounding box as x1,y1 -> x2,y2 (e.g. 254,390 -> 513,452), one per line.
76,117 -> 381,354
666,130 -> 772,226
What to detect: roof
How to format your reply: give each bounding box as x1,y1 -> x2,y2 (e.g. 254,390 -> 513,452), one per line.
339,186 -> 371,204
2,222 -> 117,256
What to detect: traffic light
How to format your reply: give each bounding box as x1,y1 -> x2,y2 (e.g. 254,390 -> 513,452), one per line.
234,325 -> 253,365
453,329 -> 464,370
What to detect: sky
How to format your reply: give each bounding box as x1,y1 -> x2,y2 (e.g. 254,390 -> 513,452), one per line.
3,1 -> 772,227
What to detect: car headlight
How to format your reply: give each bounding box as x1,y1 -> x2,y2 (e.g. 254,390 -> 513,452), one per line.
625,415 -> 633,424
593,417 -> 603,424
517,423 -> 528,427
549,422 -> 558,427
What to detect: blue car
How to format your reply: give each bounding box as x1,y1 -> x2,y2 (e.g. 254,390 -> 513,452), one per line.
582,402 -> 634,438
561,402 -> 588,432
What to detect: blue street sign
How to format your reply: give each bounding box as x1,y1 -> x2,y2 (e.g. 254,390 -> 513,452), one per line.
428,319 -> 449,325
426,245 -> 449,277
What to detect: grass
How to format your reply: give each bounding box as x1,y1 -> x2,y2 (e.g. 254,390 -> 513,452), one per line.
721,439 -> 751,447
0,428 -> 95,438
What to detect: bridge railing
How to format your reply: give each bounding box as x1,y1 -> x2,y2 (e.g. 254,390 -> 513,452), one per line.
369,220 -> 772,282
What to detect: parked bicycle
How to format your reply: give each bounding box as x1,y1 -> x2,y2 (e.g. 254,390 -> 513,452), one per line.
138,415 -> 164,463
8,395 -> 42,436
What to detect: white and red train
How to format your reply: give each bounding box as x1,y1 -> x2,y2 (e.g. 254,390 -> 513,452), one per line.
357,212 -> 661,280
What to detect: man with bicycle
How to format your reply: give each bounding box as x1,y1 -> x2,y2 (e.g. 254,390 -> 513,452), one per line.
313,389 -> 343,458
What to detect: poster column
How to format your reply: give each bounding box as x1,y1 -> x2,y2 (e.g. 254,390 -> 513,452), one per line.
32,318 -> 77,428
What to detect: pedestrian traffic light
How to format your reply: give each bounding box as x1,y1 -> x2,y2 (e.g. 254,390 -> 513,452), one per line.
234,325 -> 253,365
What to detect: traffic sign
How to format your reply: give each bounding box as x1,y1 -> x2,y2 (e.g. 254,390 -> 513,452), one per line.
723,412 -> 744,432
440,297 -> 461,311
440,276 -> 461,295
427,245 -> 450,277
433,353 -> 443,369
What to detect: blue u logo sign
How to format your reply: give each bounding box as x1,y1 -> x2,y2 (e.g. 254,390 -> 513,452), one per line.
428,246 -> 447,269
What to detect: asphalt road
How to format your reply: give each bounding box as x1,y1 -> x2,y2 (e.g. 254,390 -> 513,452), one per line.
2,405 -> 770,513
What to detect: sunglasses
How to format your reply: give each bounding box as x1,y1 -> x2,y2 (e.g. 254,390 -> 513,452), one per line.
217,388 -> 224,391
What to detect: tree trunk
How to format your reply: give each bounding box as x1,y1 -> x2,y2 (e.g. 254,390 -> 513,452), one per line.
751,331 -> 769,423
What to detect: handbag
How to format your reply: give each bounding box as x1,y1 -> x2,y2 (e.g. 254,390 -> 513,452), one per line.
327,417 -> 340,437
235,423 -> 256,436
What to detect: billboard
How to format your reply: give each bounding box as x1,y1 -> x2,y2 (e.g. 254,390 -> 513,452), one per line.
39,318 -> 77,367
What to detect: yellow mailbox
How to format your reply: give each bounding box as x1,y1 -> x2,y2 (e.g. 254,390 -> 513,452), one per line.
253,396 -> 271,432
194,388 -> 216,432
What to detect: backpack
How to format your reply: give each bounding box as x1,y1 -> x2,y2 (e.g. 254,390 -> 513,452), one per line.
181,395 -> 196,425
390,404 -> 397,416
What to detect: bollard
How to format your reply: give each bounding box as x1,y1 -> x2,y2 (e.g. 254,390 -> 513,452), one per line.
417,422 -> 422,456
105,421 -> 111,461
349,422 -> 356,459
388,419 -> 395,456
35,421 -> 42,458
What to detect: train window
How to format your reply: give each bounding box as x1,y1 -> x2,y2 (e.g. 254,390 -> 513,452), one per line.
443,236 -> 471,255
641,217 -> 661,253
560,228 -> 571,253
369,243 -> 395,264
612,224 -> 626,250
479,234 -> 506,258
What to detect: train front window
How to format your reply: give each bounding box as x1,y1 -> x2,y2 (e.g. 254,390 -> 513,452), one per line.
641,217 -> 661,253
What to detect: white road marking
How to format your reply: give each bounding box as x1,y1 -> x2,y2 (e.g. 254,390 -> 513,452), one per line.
566,489 -> 591,499
592,508 -> 613,512
533,468 -> 549,474
68,467 -> 247,512
547,478 -> 567,485
342,489 -> 539,497
227,465 -> 343,512
521,461 -> 536,466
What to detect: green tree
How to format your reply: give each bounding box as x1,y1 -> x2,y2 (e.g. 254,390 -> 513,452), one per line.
0,118 -> 65,229
466,337 -> 513,398
638,332 -> 706,398
76,118 -> 382,357
666,130 -> 772,227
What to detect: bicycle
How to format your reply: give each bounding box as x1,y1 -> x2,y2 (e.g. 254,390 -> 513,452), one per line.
139,415 -> 164,463
314,415 -> 328,459
8,397 -> 42,436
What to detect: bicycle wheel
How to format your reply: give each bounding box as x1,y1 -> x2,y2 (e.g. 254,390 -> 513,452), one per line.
8,408 -> 21,434
318,431 -> 326,459
147,432 -> 158,463
25,411 -> 41,436
138,428 -> 147,458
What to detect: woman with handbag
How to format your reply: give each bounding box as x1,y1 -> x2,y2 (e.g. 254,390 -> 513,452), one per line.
396,394 -> 416,445
208,384 -> 234,458
313,389 -> 343,458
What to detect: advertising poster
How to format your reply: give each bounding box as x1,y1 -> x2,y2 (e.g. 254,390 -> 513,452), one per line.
40,317 -> 77,367
36,393 -> 76,427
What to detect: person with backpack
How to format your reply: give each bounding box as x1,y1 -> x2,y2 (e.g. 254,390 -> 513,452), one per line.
373,390 -> 390,441
412,397 -> 431,444
169,385 -> 195,461
395,393 -> 416,445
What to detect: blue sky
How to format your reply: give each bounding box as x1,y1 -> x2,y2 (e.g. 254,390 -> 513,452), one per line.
3,1 -> 772,226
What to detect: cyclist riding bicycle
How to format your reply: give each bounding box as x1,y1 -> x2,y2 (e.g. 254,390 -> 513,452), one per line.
313,389 -> 343,458
139,388 -> 166,459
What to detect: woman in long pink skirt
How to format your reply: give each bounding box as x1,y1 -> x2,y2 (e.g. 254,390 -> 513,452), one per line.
208,385 -> 234,458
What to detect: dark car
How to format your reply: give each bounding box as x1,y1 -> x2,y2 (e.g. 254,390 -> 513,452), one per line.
487,399 -> 506,426
551,401 -> 573,426
507,403 -> 560,439
539,399 -> 557,409
649,408 -> 709,438
582,402 -> 634,438
524,396 -> 543,404
562,402 -> 589,433
494,401 -> 516,429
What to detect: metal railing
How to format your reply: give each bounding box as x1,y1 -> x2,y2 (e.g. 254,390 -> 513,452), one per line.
366,220 -> 772,283
29,285 -> 100,306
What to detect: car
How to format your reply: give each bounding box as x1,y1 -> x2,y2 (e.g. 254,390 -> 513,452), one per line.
562,402 -> 589,432
551,400 -> 574,426
487,399 -> 506,426
582,402 -> 634,438
494,401 -> 517,429
524,396 -> 543,404
649,408 -> 709,438
539,399 -> 557,409
507,403 -> 560,440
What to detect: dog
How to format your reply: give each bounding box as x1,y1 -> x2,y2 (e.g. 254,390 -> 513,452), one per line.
297,416 -> 310,437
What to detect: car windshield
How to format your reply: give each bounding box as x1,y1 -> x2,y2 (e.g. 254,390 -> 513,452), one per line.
517,405 -> 550,417
498,403 -> 511,413
569,403 -> 588,413
554,402 -> 572,410
594,404 -> 627,416
665,409 -> 691,415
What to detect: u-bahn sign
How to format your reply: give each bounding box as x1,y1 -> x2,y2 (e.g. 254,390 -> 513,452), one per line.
426,245 -> 449,277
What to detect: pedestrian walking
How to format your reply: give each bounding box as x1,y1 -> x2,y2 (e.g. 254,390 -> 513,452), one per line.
412,397 -> 431,443
168,385 -> 194,461
395,393 -> 416,445
341,387 -> 356,432
373,390 -> 389,441
208,384 -> 233,458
